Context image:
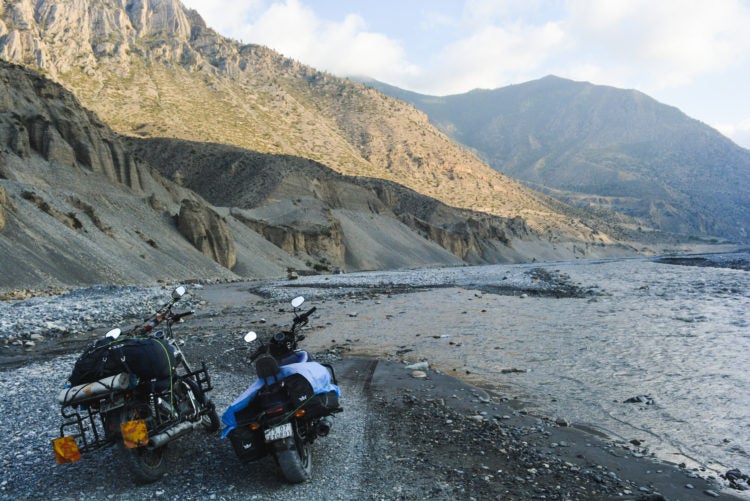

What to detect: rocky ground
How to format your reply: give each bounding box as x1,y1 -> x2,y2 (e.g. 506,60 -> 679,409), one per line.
0,272 -> 747,500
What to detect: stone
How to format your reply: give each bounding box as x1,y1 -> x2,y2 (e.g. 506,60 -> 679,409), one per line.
624,395 -> 655,405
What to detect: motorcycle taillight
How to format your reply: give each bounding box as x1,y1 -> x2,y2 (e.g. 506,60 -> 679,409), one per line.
266,406 -> 284,416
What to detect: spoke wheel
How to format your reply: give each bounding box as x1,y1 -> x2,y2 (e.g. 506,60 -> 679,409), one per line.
117,403 -> 168,484
119,442 -> 168,484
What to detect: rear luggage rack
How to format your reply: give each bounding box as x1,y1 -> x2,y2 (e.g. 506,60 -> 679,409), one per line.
59,405 -> 112,453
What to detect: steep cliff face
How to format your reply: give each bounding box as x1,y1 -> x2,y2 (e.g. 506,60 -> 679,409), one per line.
0,61 -> 144,190
0,0 -> 195,76
232,206 -> 347,269
177,198 -> 236,270
0,60 -> 255,289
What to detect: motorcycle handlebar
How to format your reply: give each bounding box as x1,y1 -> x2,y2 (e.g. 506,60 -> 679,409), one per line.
295,307 -> 316,324
170,310 -> 194,322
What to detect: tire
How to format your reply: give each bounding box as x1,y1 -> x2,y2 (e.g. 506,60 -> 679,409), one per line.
117,401 -> 168,484
276,429 -> 312,483
202,402 -> 220,433
118,442 -> 168,484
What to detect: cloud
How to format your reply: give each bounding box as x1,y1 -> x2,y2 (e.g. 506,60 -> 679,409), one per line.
180,0 -> 265,41
247,1 -> 418,81
418,21 -> 567,94
716,117 -> 750,149
182,0 -> 750,96
563,0 -> 750,90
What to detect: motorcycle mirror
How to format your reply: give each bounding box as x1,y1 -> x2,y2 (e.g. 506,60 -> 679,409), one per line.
291,296 -> 305,308
105,328 -> 121,339
172,286 -> 187,299
244,331 -> 258,343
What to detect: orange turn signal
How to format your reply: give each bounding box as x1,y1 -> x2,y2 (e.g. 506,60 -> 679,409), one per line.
53,436 -> 81,464
121,419 -> 149,448
294,409 -> 306,418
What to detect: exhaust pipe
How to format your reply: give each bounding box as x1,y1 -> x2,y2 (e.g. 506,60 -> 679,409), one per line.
316,418 -> 333,437
147,420 -> 203,449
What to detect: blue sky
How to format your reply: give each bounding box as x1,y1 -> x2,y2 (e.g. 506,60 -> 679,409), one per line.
180,0 -> 750,149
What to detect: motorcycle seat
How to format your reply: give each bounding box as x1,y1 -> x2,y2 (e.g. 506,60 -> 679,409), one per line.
151,377 -> 172,393
256,354 -> 280,380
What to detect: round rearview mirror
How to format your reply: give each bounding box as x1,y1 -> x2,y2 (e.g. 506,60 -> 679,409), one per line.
244,331 -> 258,343
105,328 -> 121,339
172,286 -> 187,299
291,296 -> 305,308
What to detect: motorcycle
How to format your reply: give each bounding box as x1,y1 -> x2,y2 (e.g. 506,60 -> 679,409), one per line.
222,296 -> 342,483
52,286 -> 220,484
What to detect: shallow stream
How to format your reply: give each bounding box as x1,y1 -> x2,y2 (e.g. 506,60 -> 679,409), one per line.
278,253 -> 750,475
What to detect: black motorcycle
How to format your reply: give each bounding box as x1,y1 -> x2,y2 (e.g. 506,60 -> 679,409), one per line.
53,286 -> 219,484
222,296 -> 342,483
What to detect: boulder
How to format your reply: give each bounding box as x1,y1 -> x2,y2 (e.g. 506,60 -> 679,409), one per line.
177,199 -> 236,269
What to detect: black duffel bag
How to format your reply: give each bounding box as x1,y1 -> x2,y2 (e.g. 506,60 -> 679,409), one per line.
69,337 -> 175,386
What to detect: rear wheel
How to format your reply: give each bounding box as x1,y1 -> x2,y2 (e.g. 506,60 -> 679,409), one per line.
119,442 -> 168,484
276,424 -> 312,483
117,402 -> 168,484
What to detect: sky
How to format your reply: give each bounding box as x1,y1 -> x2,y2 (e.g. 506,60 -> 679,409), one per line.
180,0 -> 750,149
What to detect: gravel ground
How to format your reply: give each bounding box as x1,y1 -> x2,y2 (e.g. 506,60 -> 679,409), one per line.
0,270 -> 746,500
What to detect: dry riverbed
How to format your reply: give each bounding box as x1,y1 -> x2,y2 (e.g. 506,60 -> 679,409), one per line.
0,275 -> 746,500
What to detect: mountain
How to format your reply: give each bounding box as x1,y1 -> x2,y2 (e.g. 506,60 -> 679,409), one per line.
2,60 -> 641,291
0,0 -> 641,246
362,76 -> 750,243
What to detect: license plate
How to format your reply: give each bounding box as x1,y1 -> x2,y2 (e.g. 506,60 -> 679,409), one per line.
264,422 -> 292,441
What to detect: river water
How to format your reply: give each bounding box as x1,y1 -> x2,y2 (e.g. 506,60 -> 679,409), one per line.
266,251 -> 750,476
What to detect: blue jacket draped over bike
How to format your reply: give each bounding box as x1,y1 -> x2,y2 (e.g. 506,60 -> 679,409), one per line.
221,361 -> 341,438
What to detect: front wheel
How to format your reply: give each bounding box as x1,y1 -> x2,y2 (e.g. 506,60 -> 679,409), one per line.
202,402 -> 220,433
118,443 -> 168,484
276,428 -> 312,483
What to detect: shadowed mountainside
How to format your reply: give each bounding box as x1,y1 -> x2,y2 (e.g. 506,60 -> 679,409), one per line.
125,136 -> 642,269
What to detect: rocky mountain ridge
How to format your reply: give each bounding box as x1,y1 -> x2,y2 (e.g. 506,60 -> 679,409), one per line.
0,0 -> 617,244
